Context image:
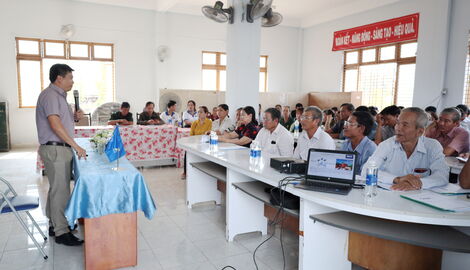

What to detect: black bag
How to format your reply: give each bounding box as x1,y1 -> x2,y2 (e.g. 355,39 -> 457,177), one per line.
265,187 -> 300,210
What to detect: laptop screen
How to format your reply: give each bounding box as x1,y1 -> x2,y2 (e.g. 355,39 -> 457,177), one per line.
306,149 -> 357,184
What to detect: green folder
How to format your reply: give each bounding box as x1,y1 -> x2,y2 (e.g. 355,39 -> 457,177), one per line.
400,195 -> 456,212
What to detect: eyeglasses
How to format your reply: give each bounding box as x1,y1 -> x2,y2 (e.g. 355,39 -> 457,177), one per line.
344,121 -> 359,127
300,116 -> 314,121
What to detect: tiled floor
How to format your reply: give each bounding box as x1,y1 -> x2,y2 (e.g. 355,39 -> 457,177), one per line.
0,148 -> 299,270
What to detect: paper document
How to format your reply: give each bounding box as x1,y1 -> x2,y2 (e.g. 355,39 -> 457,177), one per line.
378,181 -> 393,190
218,146 -> 246,150
400,190 -> 470,212
457,156 -> 468,163
431,184 -> 470,195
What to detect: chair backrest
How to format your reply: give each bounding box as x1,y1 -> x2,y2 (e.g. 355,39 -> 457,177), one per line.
0,177 -> 17,212
92,102 -> 121,126
75,113 -> 91,126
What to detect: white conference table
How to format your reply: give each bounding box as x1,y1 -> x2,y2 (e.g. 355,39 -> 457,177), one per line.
178,136 -> 470,270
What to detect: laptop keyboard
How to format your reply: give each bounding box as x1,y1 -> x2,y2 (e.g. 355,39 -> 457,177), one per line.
297,181 -> 352,195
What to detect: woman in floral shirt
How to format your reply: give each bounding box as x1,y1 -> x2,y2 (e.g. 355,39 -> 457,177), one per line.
219,106 -> 259,147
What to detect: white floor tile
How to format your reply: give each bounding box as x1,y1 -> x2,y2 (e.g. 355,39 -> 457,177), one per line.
210,253 -> 271,270
193,237 -> 250,260
0,247 -> 52,270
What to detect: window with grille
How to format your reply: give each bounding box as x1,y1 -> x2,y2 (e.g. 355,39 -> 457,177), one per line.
16,37 -> 115,112
463,34 -> 470,105
342,41 -> 417,110
201,51 -> 268,92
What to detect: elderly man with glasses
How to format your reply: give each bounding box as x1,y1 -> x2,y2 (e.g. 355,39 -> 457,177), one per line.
293,106 -> 335,160
253,108 -> 294,157
362,107 -> 449,191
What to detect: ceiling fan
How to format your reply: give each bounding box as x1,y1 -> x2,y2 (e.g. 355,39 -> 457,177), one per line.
261,8 -> 282,27
201,1 -> 234,24
246,0 -> 282,27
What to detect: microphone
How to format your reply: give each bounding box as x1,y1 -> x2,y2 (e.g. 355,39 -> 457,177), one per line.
73,90 -> 80,123
73,90 -> 80,112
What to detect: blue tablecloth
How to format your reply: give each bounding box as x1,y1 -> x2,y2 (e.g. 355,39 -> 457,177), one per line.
65,138 -> 156,226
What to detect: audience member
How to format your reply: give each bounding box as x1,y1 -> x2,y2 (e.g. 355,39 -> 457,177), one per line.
291,103 -> 303,119
427,111 -> 438,124
355,106 -> 377,140
293,106 -> 335,160
235,107 -> 243,128
137,101 -> 163,125
326,103 -> 354,139
160,100 -> 181,124
275,104 -> 282,112
322,109 -> 336,130
210,106 -> 219,121
342,111 -> 377,174
368,106 -> 378,116
456,104 -> 470,131
182,100 -> 198,128
375,105 -> 400,144
190,106 -> 212,135
258,104 -> 262,123
254,108 -> 294,157
108,102 -> 133,126
289,107 -> 304,133
362,107 -> 448,191
425,107 -> 469,156
425,106 -> 437,114
280,106 -> 294,130
459,159 -> 470,189
210,104 -> 235,135
219,106 -> 259,147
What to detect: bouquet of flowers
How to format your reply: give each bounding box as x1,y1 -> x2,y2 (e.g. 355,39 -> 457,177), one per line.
90,130 -> 112,154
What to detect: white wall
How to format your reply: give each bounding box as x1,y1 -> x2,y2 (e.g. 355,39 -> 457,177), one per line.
443,0 -> 470,108
0,1 -> 302,146
300,0 -> 454,109
155,12 -> 302,94
0,0 -> 156,146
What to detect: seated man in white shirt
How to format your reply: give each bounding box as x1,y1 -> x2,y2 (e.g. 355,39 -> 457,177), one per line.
254,108 -> 294,157
160,100 -> 181,125
362,107 -> 449,191
209,104 -> 235,135
293,106 -> 335,160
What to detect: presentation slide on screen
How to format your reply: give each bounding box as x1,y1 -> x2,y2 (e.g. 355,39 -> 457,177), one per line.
307,152 -> 355,180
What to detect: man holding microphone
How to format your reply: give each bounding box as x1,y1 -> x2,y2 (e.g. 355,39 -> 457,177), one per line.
36,64 -> 86,246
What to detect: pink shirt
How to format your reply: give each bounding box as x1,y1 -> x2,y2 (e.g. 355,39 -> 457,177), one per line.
425,126 -> 469,155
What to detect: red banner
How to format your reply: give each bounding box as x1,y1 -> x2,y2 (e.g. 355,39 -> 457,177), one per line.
332,13 -> 419,51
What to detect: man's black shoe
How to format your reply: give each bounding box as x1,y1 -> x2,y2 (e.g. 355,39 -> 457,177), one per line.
49,224 -> 78,237
55,232 -> 84,246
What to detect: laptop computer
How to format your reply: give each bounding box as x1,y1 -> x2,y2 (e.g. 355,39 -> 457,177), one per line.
294,148 -> 357,195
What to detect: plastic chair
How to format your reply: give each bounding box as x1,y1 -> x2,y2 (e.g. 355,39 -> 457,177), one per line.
0,177 -> 48,259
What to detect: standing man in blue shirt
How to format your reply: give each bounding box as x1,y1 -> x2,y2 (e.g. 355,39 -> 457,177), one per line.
36,64 -> 85,246
342,111 -> 377,175
362,107 -> 449,191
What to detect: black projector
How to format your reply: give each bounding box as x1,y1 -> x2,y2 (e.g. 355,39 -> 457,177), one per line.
270,157 -> 307,174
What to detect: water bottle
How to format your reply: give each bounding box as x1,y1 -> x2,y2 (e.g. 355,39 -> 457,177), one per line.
365,160 -> 378,198
254,141 -> 261,159
210,131 -> 218,152
293,121 -> 300,139
249,141 -> 256,162
249,141 -> 262,164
